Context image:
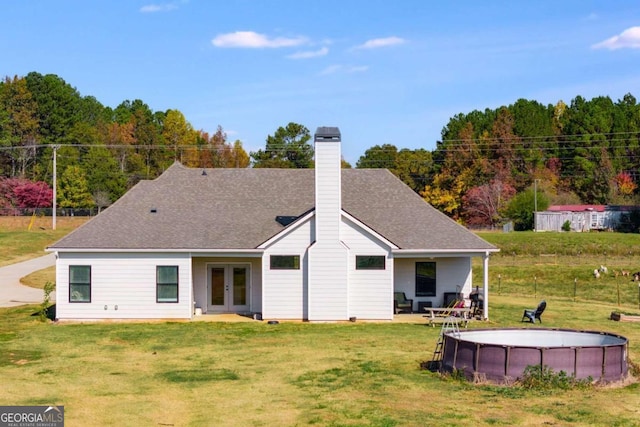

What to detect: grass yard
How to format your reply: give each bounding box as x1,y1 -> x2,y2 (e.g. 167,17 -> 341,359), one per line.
1,297 -> 639,426
21,265 -> 55,289
4,222 -> 640,425
0,216 -> 89,267
474,231 -> 640,309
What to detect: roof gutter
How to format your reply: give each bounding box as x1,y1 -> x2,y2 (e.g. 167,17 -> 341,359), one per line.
392,248 -> 499,258
46,247 -> 265,256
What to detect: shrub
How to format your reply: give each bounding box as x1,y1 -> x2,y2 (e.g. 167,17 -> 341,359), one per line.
518,365 -> 592,390
561,220 -> 571,232
38,281 -> 55,322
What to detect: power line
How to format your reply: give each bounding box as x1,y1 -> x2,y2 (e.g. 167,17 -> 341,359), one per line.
440,130 -> 640,144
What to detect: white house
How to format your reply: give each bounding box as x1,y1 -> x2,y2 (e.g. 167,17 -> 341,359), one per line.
47,127 -> 498,321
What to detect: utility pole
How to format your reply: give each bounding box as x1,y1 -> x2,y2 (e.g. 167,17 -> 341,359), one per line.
52,145 -> 59,230
534,179 -> 539,232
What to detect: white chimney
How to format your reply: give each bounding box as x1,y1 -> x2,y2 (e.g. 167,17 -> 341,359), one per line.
313,127 -> 342,243
307,127 -> 349,321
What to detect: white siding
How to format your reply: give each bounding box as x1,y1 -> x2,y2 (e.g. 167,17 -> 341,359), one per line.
394,257 -> 472,308
191,257 -> 262,314
342,218 -> 394,320
55,252 -> 192,320
262,219 -> 313,319
308,243 -> 349,320
309,136 -> 349,320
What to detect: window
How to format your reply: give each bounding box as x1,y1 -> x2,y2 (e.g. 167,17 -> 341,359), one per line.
157,266 -> 179,303
270,255 -> 300,270
415,262 -> 436,297
356,255 -> 385,270
69,265 -> 91,302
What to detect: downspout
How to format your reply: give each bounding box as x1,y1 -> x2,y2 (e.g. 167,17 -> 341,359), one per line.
483,251 -> 489,320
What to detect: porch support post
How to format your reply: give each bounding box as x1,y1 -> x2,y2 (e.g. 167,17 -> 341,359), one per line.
483,251 -> 489,320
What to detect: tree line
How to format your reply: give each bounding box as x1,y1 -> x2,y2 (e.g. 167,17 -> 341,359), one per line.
1,72 -> 640,230
0,72 -> 249,213
357,95 -> 640,230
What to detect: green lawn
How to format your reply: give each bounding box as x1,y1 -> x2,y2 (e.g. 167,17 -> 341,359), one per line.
474,231 -> 640,309
0,217 -> 88,267
3,226 -> 640,425
1,296 -> 639,427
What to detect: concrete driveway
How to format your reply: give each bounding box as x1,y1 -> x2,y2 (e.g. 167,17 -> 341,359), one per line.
0,254 -> 56,307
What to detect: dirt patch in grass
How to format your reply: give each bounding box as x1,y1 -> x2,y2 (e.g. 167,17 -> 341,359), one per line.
0,349 -> 43,367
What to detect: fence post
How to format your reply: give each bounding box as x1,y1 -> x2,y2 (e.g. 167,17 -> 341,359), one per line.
574,278 -> 577,302
498,274 -> 501,295
534,275 -> 537,298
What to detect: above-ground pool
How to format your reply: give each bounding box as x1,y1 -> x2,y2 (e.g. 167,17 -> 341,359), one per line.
441,328 -> 628,383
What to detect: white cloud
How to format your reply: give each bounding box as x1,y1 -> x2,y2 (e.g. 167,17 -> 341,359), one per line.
140,2 -> 179,13
212,31 -> 307,48
355,36 -> 406,49
320,65 -> 342,75
319,64 -> 368,75
347,65 -> 368,73
287,47 -> 329,59
592,26 -> 640,50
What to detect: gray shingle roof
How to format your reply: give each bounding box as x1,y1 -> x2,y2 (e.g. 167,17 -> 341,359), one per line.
49,163 -> 496,252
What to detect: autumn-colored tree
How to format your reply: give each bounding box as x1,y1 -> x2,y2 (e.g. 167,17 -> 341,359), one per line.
422,169 -> 474,220
614,172 -> 637,198
104,121 -> 136,172
58,165 -> 94,209
196,126 -> 249,168
161,109 -> 198,167
488,107 -> 519,186
199,126 -> 226,168
13,180 -> 53,209
115,100 -> 161,178
229,140 -> 250,168
552,100 -> 567,134
461,179 -> 516,228
0,177 -> 52,213
0,76 -> 39,177
4,71 -> 640,225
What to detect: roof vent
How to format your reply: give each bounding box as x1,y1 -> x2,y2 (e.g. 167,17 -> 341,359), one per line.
150,208 -> 157,213
275,215 -> 298,226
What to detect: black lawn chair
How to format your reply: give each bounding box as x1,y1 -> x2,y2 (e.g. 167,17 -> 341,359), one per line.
521,300 -> 546,323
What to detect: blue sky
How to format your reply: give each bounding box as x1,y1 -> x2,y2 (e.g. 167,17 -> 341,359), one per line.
2,1 -> 640,164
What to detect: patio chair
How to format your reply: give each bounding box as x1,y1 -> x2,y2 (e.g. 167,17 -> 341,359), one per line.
394,292 -> 413,314
522,300 -> 546,323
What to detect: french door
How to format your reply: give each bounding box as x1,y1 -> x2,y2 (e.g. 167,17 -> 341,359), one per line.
208,264 -> 249,313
